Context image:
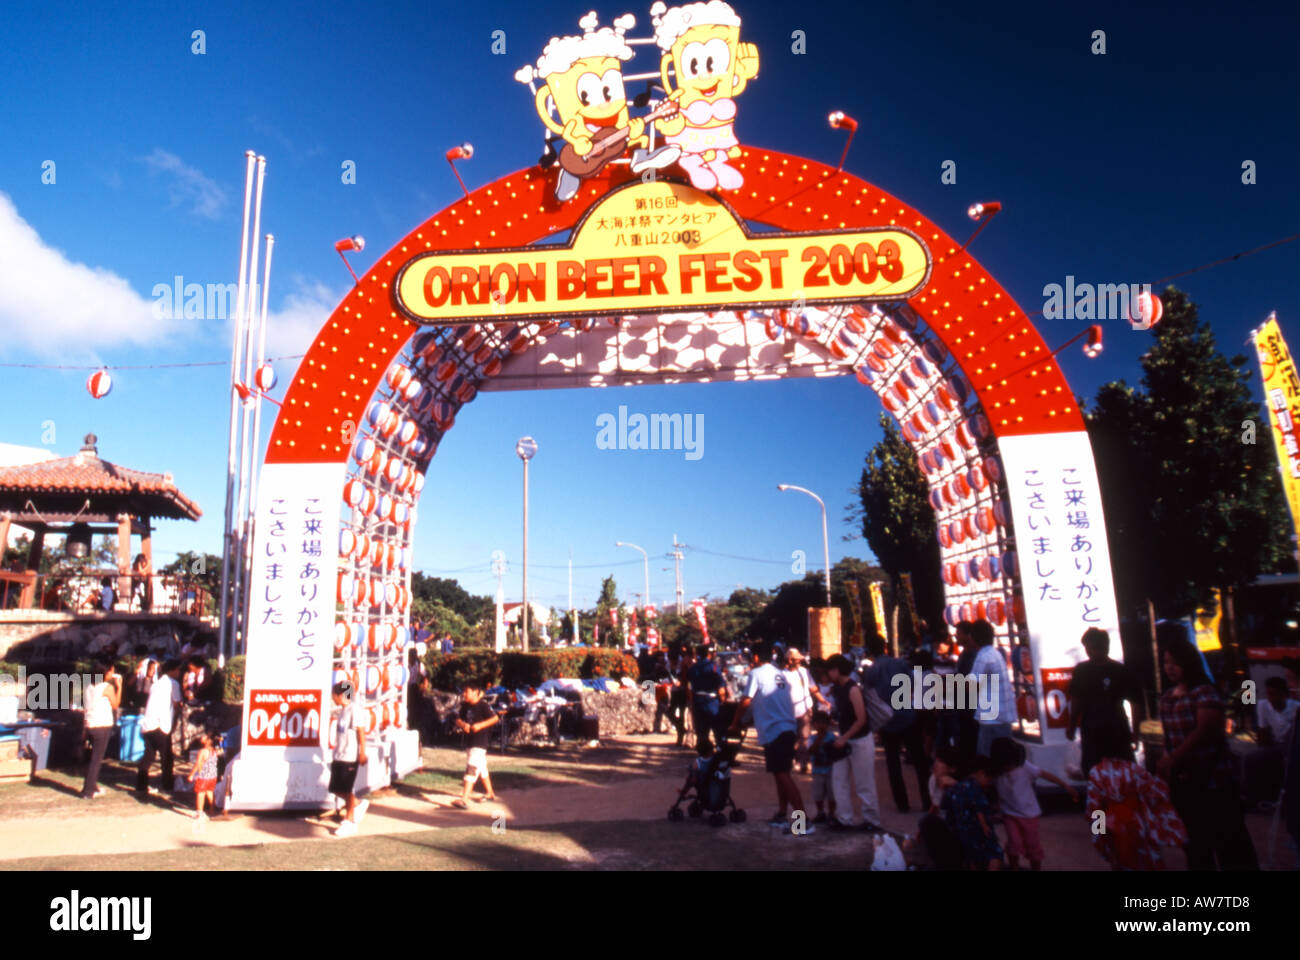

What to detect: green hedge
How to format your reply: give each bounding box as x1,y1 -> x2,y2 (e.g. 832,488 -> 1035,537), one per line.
424,648 -> 640,692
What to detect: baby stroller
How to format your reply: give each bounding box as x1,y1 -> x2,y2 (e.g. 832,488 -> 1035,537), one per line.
668,729 -> 747,827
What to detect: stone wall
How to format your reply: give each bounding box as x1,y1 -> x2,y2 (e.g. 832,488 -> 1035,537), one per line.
0,611 -> 216,662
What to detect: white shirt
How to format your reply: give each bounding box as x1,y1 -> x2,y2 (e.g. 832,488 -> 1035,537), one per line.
333,704 -> 358,762
743,662 -> 796,745
971,645 -> 1018,725
141,673 -> 179,733
84,679 -> 115,729
996,761 -> 1042,818
1257,698 -> 1299,743
783,665 -> 814,718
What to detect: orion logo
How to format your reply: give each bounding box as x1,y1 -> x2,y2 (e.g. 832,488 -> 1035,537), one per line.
246,690 -> 322,746
1041,278 -> 1160,329
595,405 -> 704,461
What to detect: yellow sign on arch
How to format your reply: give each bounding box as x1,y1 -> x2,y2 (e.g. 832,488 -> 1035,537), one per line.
394,181 -> 931,324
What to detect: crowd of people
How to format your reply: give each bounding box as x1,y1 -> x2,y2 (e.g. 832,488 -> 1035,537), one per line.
640,620 -> 1297,870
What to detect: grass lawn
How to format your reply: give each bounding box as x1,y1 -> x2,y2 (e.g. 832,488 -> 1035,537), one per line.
2,816 -> 878,871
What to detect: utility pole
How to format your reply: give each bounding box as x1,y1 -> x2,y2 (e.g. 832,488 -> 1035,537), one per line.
672,534 -> 685,615
568,547 -> 577,646
492,550 -> 506,653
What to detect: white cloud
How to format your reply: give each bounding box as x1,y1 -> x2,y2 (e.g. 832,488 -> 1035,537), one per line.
0,192 -> 182,357
141,149 -> 227,220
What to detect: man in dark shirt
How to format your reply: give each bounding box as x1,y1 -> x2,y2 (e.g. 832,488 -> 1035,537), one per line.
1067,627 -> 1137,777
686,645 -> 728,751
452,680 -> 500,808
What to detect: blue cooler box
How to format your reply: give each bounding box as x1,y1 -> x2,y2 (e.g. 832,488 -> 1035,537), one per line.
117,714 -> 144,763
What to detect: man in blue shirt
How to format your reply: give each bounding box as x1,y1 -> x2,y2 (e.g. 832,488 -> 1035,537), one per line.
729,643 -> 808,832
686,645 -> 727,752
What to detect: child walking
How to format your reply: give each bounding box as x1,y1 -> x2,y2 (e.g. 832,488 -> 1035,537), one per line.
452,680 -> 500,809
990,737 -> 1077,870
187,731 -> 221,821
943,756 -> 1004,870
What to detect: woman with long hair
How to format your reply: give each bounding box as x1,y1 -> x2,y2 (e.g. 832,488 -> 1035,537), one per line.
1156,623 -> 1258,870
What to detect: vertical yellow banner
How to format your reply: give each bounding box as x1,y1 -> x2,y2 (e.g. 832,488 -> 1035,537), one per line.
1253,314 -> 1300,543
868,581 -> 888,641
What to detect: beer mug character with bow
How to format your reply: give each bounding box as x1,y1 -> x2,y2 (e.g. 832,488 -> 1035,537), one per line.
650,0 -> 759,191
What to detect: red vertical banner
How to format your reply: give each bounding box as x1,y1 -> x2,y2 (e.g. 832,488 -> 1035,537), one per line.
692,598 -> 710,644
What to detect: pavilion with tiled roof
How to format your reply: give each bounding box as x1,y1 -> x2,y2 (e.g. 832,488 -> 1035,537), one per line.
0,434 -> 200,608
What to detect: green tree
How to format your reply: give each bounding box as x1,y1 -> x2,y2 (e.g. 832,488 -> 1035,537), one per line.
849,414 -> 944,631
594,574 -> 622,646
409,572 -> 493,626
1084,286 -> 1291,622
412,596 -> 473,646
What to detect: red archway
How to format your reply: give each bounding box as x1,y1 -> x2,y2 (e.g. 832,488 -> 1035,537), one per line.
228,148 -> 1116,809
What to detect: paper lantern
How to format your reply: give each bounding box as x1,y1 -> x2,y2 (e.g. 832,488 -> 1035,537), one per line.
956,423 -> 976,450
971,415 -> 992,441
944,605 -> 959,627
400,547 -> 412,571
1002,551 -> 1018,577
929,490 -> 944,512
1013,594 -> 1027,624
255,362 -> 277,392
352,437 -> 376,465
365,449 -> 383,476
474,344 -> 494,365
963,515 -> 979,540
483,357 -> 503,377
377,494 -> 394,522
413,473 -> 425,494
436,360 -> 457,382
387,364 -> 412,392
934,384 -> 955,412
975,600 -> 987,622
461,329 -> 484,353
987,598 -> 1006,625
954,474 -> 972,499
86,369 -> 113,398
335,621 -> 351,653
397,420 -> 418,447
960,602 -> 975,622
367,401 -> 390,428
339,528 -> 358,558
881,319 -> 905,344
993,501 -> 1010,527
871,338 -> 895,359
968,465 -> 988,492
367,626 -> 381,654
968,558 -> 983,582
456,382 -> 477,404
923,401 -> 941,427
938,525 -> 953,549
371,578 -> 384,608
898,368 -> 919,392
948,520 -> 965,545
976,507 -> 995,534
955,563 -> 970,586
359,488 -> 377,516
337,572 -> 354,604
380,412 -> 401,440
385,457 -> 405,484
855,366 -> 875,386
402,379 -> 423,402
385,581 -> 400,607
922,339 -> 948,364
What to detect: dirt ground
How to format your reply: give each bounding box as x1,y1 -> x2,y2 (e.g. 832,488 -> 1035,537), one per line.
1,733 -> 1294,871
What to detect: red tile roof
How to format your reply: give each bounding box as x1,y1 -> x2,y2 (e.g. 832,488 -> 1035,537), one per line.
0,451 -> 201,520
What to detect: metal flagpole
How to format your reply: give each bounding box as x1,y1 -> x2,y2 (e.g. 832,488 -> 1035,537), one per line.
232,155 -> 266,653
218,150 -> 256,664
240,232 -> 274,639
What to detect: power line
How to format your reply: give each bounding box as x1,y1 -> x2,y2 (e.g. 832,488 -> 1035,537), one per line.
681,544 -> 797,566
0,353 -> 306,372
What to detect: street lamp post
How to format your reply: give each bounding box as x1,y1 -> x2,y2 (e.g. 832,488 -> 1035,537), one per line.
614,541 -> 649,617
777,484 -> 832,607
516,436 -> 537,652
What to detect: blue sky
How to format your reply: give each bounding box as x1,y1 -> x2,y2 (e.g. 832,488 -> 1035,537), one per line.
1,0 -> 1297,610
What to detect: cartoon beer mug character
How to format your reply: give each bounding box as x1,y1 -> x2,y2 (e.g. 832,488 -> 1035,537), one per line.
516,11 -> 680,203
650,0 -> 759,191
